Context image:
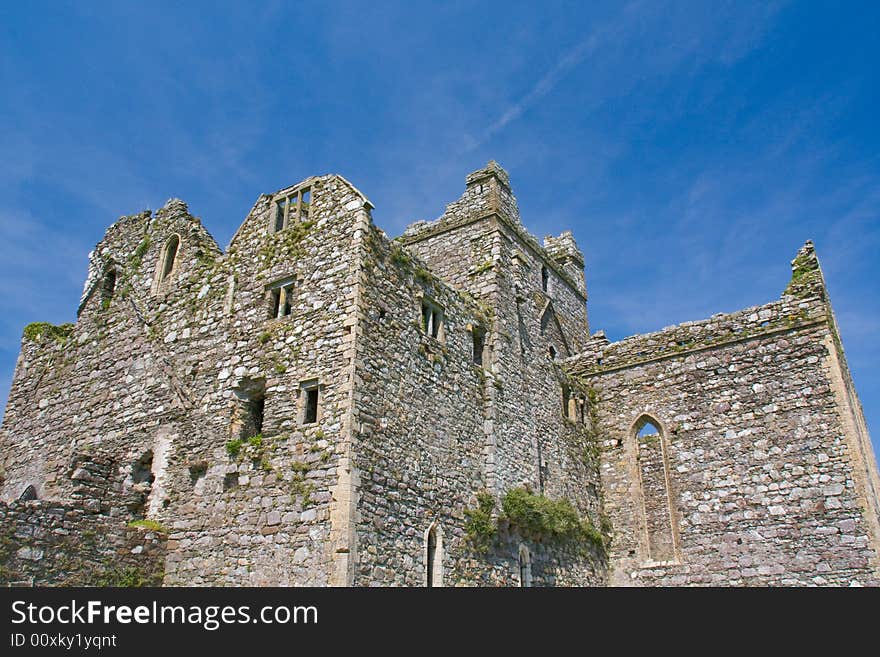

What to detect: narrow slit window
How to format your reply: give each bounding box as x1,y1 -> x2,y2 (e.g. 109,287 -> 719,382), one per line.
274,199 -> 287,232
427,528 -> 437,587
562,384 -> 571,419
249,395 -> 265,436
281,283 -> 293,316
302,381 -> 319,425
298,188 -> 311,221
472,327 -> 486,365
518,545 -> 532,587
101,266 -> 116,304
541,265 -> 549,293
269,288 -> 281,319
425,524 -> 442,587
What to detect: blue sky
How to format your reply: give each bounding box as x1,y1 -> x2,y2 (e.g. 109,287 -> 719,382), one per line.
1,1 -> 878,457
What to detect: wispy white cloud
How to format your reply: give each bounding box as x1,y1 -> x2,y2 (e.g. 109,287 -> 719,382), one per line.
466,0 -> 786,151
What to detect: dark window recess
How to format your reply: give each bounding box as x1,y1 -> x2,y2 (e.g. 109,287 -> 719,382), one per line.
248,395 -> 265,436
18,484 -> 37,501
541,265 -> 549,292
269,288 -> 281,319
189,462 -> 208,485
101,267 -> 116,303
540,310 -> 550,335
132,451 -> 155,486
234,378 -> 266,440
161,235 -> 179,281
562,384 -> 571,419
427,527 -> 437,588
549,345 -> 557,360
472,328 -> 486,365
304,386 -> 319,424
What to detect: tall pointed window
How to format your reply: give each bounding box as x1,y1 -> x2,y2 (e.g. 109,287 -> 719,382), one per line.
634,415 -> 677,563
158,235 -> 180,283
425,523 -> 443,587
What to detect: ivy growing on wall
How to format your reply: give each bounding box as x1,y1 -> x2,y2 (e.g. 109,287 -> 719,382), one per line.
463,487 -> 605,554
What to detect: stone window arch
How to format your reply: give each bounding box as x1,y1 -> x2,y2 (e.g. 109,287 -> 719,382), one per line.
424,522 -> 444,587
518,544 -> 532,587
631,414 -> 678,564
157,234 -> 181,285
18,484 -> 37,501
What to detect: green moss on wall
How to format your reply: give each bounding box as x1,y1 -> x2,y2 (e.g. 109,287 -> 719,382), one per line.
23,322 -> 75,344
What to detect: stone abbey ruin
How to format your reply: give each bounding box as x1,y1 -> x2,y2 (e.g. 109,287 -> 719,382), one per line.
1,161 -> 878,586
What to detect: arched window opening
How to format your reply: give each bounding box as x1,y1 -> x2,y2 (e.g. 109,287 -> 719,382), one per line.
518,544 -> 532,587
634,415 -> 677,563
425,524 -> 443,587
232,378 -> 266,440
18,484 -> 37,501
549,345 -> 557,360
159,235 -> 180,283
100,266 -> 116,305
541,265 -> 549,293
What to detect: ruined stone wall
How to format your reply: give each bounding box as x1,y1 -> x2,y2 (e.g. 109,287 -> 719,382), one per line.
157,176 -> 371,585
349,227 -> 488,585
0,204 -> 216,514
0,176 -> 374,586
5,164 -> 873,589
568,258 -> 880,585
372,164 -> 605,585
350,225 -> 604,585
0,500 -> 165,586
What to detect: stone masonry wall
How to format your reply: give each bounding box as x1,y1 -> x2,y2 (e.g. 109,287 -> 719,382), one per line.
3,163 -> 876,588
568,245 -> 880,585
350,224 -> 605,585
0,176 -> 374,586
382,163 -> 605,585
0,500 -> 165,586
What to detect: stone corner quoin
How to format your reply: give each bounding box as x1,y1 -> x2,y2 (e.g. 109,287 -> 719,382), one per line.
0,163 -> 878,587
